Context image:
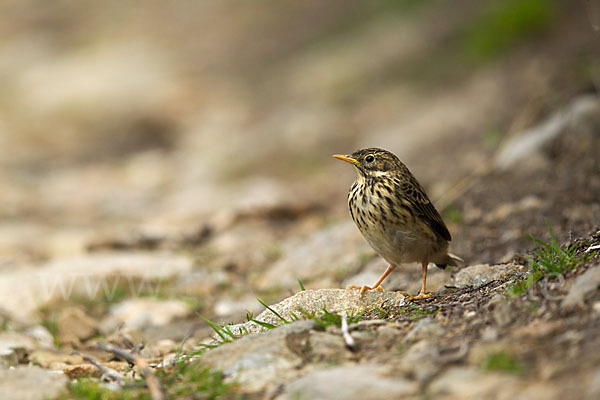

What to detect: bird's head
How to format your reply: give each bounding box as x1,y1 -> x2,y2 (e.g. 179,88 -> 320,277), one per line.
333,148 -> 401,180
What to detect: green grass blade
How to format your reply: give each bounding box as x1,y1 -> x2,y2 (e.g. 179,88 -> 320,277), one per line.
298,279 -> 306,291
250,319 -> 278,329
198,314 -> 234,342
220,324 -> 238,340
257,298 -> 290,324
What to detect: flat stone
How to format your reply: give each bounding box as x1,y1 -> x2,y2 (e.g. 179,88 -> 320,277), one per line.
0,252 -> 193,321
0,366 -> 67,400
201,320 -> 325,392
29,349 -> 82,369
279,364 -> 417,400
226,289 -> 406,336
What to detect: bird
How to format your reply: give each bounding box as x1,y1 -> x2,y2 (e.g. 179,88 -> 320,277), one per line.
333,148 -> 460,299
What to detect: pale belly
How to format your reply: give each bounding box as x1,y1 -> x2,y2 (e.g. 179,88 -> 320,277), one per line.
351,189 -> 447,265
359,222 -> 442,265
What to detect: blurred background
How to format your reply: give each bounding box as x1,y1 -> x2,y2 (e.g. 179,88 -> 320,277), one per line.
0,0 -> 599,333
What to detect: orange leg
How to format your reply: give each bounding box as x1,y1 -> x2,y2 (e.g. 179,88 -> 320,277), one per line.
347,264 -> 396,296
409,261 -> 431,300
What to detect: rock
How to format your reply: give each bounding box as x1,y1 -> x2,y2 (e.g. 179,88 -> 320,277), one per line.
404,319 -> 444,343
279,364 -> 417,400
395,340 -> 440,382
24,325 -> 55,348
486,294 -> 515,327
428,366 -> 518,398
562,264 -> 600,308
0,252 -> 193,321
226,289 -> 406,336
63,364 -> 102,379
151,339 -> 179,357
454,264 -> 523,288
0,366 -> 67,400
0,333 -> 36,367
495,95 -> 600,170
376,325 -> 403,346
57,307 -> 98,345
104,298 -> 190,331
202,320 -> 339,392
306,330 -> 352,364
258,221 -> 371,290
29,349 -> 82,369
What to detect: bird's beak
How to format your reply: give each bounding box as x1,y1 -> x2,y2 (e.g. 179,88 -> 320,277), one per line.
332,154 -> 360,165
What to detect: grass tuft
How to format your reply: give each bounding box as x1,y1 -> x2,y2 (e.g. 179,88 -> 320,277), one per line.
507,220 -> 595,296
397,304 -> 440,322
246,309 -> 279,330
198,314 -> 238,343
482,351 -> 524,374
299,306 -> 362,329
63,359 -> 234,400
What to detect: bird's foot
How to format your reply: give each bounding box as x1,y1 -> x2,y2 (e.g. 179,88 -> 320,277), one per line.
347,285 -> 384,297
408,292 -> 431,301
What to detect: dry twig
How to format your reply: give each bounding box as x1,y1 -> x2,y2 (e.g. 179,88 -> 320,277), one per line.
340,312 -> 356,351
115,324 -> 136,349
98,342 -> 165,400
73,351 -> 122,383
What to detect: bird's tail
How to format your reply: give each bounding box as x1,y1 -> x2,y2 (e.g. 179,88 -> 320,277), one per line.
435,252 -> 463,269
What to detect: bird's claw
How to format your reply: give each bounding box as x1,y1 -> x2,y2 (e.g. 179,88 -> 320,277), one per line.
408,292 -> 431,301
347,285 -> 384,297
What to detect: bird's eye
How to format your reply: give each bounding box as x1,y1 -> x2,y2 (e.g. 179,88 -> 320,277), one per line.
365,155 -> 375,163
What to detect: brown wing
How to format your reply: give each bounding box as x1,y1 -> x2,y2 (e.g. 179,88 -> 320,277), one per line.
404,180 -> 452,242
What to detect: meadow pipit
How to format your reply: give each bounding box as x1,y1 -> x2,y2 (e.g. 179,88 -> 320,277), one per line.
334,148 -> 460,299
